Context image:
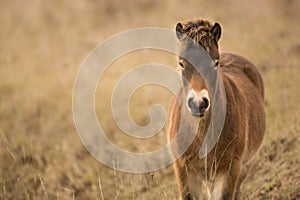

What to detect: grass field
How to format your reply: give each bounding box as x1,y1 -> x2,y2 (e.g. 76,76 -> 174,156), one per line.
0,0 -> 300,199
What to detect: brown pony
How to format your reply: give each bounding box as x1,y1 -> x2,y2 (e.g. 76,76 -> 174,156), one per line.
168,19 -> 266,200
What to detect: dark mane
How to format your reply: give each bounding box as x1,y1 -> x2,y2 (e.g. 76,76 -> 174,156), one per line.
180,19 -> 213,47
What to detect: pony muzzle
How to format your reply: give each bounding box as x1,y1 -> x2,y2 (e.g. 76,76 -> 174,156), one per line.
186,89 -> 210,118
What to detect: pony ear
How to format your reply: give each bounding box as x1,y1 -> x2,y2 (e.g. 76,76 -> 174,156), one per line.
211,22 -> 222,41
176,22 -> 185,40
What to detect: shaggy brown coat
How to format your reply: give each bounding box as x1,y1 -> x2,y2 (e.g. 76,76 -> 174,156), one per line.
168,19 -> 266,200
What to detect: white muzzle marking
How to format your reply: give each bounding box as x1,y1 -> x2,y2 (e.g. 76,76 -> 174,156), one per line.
186,89 -> 210,115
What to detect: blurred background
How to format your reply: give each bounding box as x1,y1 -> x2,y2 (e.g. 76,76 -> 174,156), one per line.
0,0 -> 299,199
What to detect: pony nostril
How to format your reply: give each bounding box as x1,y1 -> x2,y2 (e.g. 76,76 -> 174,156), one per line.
187,98 -> 194,109
200,97 -> 209,110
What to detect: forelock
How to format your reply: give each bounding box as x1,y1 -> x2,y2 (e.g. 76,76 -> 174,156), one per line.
180,19 -> 214,48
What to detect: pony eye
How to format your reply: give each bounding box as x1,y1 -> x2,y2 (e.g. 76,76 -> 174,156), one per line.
179,60 -> 184,69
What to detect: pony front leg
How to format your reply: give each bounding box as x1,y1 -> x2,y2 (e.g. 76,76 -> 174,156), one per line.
211,160 -> 241,200
174,161 -> 195,200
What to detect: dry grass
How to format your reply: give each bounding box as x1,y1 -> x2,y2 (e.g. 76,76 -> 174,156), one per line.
0,0 -> 300,199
